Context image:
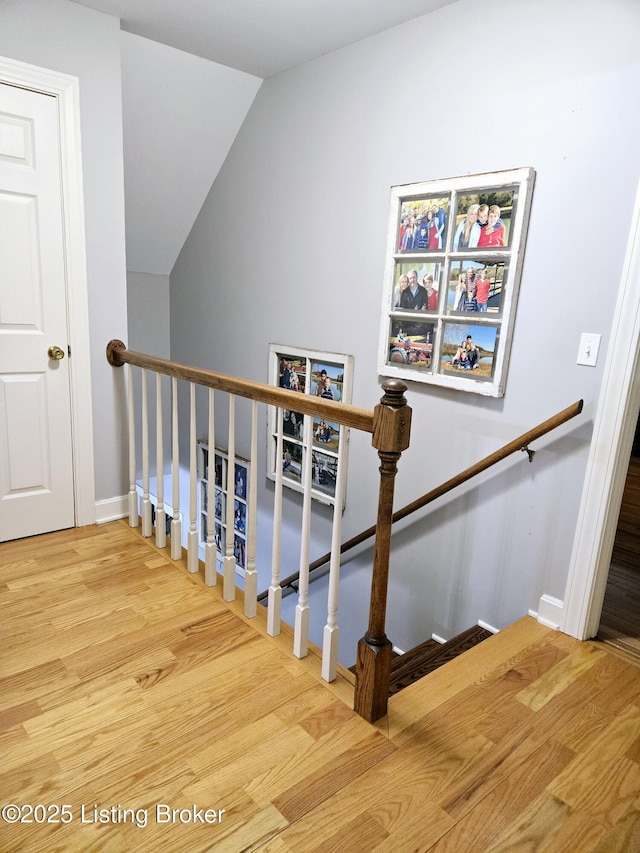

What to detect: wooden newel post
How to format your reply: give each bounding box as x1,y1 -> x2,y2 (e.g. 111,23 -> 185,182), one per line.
354,379 -> 411,723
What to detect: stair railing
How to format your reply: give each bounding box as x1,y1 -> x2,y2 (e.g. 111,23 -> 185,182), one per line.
106,340 -> 412,723
259,398 -> 584,720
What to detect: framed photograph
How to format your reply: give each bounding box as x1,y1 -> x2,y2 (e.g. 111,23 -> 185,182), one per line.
234,462 -> 247,500
198,439 -> 249,578
268,344 -> 354,507
379,167 -> 535,397
398,196 -> 450,252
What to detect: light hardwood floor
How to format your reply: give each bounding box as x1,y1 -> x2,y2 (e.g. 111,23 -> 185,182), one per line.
2,520 -> 640,851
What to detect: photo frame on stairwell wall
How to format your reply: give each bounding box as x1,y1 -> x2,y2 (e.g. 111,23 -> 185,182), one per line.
378,167 -> 536,397
267,344 -> 354,507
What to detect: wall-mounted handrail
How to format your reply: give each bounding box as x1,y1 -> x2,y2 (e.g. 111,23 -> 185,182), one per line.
106,340 -> 375,433
265,399 -> 584,594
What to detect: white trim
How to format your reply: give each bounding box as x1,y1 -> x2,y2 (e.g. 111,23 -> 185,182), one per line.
477,620 -> 499,635
562,180 -> 640,640
0,56 -> 95,527
534,595 -> 563,632
95,496 -> 128,524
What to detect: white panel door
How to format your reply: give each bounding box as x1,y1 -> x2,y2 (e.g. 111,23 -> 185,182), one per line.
0,82 -> 75,541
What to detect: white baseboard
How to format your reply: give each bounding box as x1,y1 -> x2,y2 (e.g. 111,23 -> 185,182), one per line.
478,620 -> 499,634
532,594 -> 564,631
95,495 -> 129,524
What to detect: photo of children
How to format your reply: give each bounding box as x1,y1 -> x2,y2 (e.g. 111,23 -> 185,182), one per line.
440,323 -> 499,380
452,187 -> 517,250
397,196 -> 449,252
313,418 -> 339,452
311,362 -> 343,401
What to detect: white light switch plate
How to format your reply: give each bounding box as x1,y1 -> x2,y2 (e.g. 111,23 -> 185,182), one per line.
577,333 -> 601,366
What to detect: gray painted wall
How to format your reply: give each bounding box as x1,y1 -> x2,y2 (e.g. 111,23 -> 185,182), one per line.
170,0 -> 640,663
0,0 -> 129,502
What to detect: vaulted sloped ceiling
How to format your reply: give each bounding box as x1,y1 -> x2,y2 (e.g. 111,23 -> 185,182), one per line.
120,33 -> 261,275
73,0 -> 459,274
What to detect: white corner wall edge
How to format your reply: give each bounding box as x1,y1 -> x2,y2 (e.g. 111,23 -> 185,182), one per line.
531,595 -> 564,631
562,179 -> 640,641
0,56 -> 96,527
95,496 -> 129,524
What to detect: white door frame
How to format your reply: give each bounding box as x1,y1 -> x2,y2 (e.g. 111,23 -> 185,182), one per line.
562,180 -> 640,639
0,56 -> 95,527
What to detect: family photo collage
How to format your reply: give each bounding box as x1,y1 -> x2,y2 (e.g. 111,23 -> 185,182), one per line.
379,168 -> 535,397
267,345 -> 354,506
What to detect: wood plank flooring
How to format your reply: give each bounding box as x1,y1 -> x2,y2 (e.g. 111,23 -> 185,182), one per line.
2,521 -> 640,851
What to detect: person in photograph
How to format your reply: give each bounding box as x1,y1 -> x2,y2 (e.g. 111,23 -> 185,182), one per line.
398,216 -> 408,250
430,203 -> 447,249
235,469 -> 245,499
413,220 -> 430,251
474,268 -> 491,312
400,213 -> 418,250
463,286 -> 478,312
478,204 -> 506,247
281,360 -> 292,389
400,269 -> 428,310
422,274 -> 438,311
453,203 -> 481,249
452,340 -> 468,368
454,272 -> 467,311
319,375 -> 334,399
314,369 -> 328,395
477,203 -> 489,229
289,364 -> 300,391
392,273 -> 409,308
465,335 -> 479,369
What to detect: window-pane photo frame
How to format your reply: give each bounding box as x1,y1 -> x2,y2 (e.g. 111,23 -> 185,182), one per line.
378,167 -> 535,397
268,344 -> 354,507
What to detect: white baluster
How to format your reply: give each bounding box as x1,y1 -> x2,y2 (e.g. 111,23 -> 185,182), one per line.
141,368 -> 152,537
244,400 -> 258,618
223,395 -> 236,601
204,388 -> 217,586
187,382 -> 198,573
268,407 -> 283,637
127,364 -> 138,527
294,414 -> 313,657
322,448 -> 346,682
170,376 -> 182,560
155,373 -> 166,548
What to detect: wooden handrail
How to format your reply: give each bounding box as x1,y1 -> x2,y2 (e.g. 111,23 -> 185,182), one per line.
109,339 -> 411,724
106,340 -> 376,433
273,399 -> 584,586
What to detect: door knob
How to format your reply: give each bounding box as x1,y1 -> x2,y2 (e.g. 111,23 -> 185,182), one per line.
48,345 -> 65,360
